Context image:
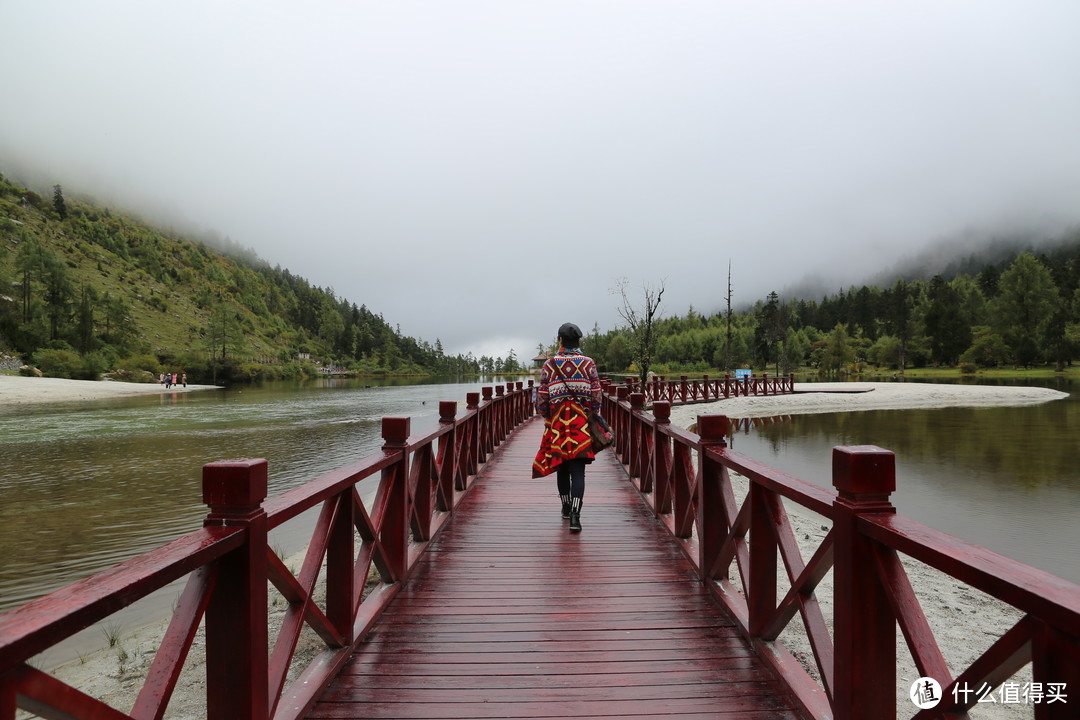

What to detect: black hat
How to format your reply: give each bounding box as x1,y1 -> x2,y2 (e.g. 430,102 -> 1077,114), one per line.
558,322 -> 583,342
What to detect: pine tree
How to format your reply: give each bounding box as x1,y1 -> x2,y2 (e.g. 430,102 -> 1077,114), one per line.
52,185 -> 68,220
994,253 -> 1059,367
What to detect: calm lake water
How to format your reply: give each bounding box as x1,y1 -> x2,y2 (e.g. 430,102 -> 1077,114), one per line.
0,376 -> 528,615
0,374 -> 1076,663
724,376 -> 1079,584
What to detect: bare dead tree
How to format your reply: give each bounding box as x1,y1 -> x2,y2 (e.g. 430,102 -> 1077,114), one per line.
724,261 -> 733,373
612,277 -> 666,389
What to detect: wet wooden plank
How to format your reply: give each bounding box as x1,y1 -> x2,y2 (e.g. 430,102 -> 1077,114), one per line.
307,417 -> 805,720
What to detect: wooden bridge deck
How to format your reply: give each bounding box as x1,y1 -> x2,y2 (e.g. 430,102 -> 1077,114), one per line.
307,417 -> 805,720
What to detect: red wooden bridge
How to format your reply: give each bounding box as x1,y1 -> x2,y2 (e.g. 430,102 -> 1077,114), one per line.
1,375 -> 1077,720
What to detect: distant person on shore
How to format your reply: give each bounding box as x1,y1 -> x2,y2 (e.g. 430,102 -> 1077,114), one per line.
531,322 -> 601,533
181,372 -> 187,388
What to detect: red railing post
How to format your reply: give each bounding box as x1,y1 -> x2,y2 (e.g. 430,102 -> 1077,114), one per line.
748,481 -> 776,638
0,677 -> 13,720
525,381 -> 535,423
514,382 -> 526,424
832,445 -> 897,720
614,386 -> 629,457
702,374 -> 710,401
628,393 -> 645,480
202,459 -> 269,720
325,481 -> 356,652
436,400 -> 457,511
651,401 -> 673,510
465,392 -> 480,478
696,415 -> 730,567
479,387 -> 494,462
380,417 -> 411,582
1032,623 -> 1080,720
494,385 -> 506,443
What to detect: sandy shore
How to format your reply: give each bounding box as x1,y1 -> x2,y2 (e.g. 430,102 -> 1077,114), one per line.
0,374 -> 221,405
667,380 -> 1068,426
27,381 -> 1071,718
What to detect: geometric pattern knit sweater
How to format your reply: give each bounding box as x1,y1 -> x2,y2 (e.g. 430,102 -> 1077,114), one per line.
534,348 -> 601,417
532,349 -> 602,478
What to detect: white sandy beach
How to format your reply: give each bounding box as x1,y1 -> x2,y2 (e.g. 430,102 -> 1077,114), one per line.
19,379 -> 1072,719
0,374 -> 221,405
667,380 -> 1068,427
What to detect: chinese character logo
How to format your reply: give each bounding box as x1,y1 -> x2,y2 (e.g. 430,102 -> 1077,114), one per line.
911,677 -> 943,709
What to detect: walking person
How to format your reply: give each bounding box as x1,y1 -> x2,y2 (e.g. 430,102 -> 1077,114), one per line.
532,322 -> 601,533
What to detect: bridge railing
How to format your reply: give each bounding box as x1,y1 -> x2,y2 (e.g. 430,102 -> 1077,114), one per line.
0,381 -> 535,720
601,389 -> 1080,720
619,372 -> 795,404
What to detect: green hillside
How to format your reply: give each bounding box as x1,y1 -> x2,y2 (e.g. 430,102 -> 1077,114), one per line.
0,174 -> 505,383
581,232 -> 1080,378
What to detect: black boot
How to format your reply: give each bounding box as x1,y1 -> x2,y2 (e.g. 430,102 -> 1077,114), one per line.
560,494 -> 572,519
569,497 -> 582,533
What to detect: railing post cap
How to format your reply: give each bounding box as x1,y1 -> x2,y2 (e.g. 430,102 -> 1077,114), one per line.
653,400 -> 671,422
202,458 -> 268,508
439,401 -> 457,423
616,386 -> 628,400
482,386 -> 493,399
466,391 -> 480,408
697,414 -> 730,444
382,416 -> 411,444
630,392 -> 645,409
495,385 -> 505,396
832,445 -> 896,496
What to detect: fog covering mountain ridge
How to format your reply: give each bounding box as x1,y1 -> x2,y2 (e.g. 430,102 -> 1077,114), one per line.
772,222 -> 1080,309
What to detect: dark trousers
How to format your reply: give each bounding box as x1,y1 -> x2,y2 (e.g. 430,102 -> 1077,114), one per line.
556,458 -> 586,500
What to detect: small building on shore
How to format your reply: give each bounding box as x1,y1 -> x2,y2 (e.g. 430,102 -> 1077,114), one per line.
530,352 -> 550,373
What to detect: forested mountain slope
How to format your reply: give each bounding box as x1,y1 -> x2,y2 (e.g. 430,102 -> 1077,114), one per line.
0,174 -> 496,382
581,230 -> 1080,375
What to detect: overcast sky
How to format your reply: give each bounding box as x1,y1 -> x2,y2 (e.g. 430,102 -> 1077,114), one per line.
3,2 -> 1079,360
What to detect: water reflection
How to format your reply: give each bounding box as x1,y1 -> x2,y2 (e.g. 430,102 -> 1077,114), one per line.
724,378 -> 1078,583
